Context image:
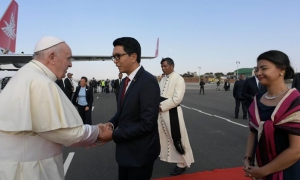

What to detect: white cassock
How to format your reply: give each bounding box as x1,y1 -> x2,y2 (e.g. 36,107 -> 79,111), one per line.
158,72 -> 194,167
0,60 -> 99,180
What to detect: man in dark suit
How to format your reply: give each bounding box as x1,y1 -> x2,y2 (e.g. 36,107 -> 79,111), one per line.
241,69 -> 267,109
64,73 -> 74,100
98,37 -> 161,180
292,73 -> 300,92
55,79 -> 65,92
105,79 -> 110,93
233,74 -> 247,119
199,79 -> 205,95
114,73 -> 123,103
91,77 -> 98,93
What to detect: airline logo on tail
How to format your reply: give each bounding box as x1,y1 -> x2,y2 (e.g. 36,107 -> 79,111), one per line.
0,0 -> 18,53
2,13 -> 16,40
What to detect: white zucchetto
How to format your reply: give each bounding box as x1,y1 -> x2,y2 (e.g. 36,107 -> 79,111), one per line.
34,36 -> 65,53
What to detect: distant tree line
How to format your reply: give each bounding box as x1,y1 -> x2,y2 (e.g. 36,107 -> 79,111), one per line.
179,71 -> 234,79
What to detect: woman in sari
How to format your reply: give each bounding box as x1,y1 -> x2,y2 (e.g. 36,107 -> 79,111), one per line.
243,50 -> 300,180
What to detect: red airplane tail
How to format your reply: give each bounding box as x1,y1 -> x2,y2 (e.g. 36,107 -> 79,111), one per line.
0,0 -> 18,53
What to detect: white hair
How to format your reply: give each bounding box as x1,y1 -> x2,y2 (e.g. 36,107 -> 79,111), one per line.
33,44 -> 61,61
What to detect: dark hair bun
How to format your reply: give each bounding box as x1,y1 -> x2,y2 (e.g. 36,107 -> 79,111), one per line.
284,65 -> 294,79
257,50 -> 295,79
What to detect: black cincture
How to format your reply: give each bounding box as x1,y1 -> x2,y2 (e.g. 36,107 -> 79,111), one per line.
160,97 -> 185,155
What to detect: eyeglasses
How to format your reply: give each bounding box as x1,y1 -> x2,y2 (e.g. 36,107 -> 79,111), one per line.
111,53 -> 128,61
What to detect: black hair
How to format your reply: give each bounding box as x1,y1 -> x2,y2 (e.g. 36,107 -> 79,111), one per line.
113,37 -> 141,63
81,76 -> 88,82
161,57 -> 174,66
257,50 -> 294,79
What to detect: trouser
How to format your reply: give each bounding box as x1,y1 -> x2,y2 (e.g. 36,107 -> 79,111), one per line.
115,93 -> 119,103
235,99 -> 247,118
102,86 -> 105,92
118,162 -> 154,180
199,87 -> 204,94
78,105 -> 92,125
216,85 -> 220,91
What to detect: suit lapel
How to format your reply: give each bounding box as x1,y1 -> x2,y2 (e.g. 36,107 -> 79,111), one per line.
252,77 -> 259,92
119,67 -> 144,112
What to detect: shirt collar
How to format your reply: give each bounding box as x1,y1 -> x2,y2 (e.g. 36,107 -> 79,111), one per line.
255,76 -> 259,85
166,71 -> 174,78
31,60 -> 57,81
127,65 -> 141,81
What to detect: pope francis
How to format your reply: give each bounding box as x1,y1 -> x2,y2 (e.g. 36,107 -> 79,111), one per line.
0,36 -> 102,180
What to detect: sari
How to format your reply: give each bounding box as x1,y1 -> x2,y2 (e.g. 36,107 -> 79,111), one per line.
249,88 -> 300,180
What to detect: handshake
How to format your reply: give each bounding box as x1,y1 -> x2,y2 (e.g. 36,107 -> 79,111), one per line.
96,123 -> 114,146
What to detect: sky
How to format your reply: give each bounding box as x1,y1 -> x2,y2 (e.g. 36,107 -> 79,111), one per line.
1,0 -> 300,80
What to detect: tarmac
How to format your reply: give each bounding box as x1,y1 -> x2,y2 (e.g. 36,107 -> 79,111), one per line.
63,83 -> 252,180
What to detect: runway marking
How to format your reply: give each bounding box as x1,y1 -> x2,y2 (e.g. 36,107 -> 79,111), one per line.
64,152 -> 75,176
92,106 -> 94,111
181,105 -> 248,128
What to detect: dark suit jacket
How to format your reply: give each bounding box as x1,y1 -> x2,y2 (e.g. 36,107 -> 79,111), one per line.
199,81 -> 205,87
64,78 -> 74,95
114,78 -> 122,94
292,73 -> 300,92
72,86 -> 94,109
233,79 -> 246,100
242,76 -> 266,108
109,67 -> 161,167
55,79 -> 65,92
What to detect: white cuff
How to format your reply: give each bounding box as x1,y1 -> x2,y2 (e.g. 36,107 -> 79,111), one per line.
70,125 -> 99,147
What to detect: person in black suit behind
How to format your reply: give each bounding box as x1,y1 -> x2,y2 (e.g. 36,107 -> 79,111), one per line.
98,37 -> 161,180
64,72 -> 74,100
233,74 -> 247,119
55,79 -> 65,92
72,76 -> 94,125
114,73 -> 123,103
242,68 -> 267,109
292,73 -> 300,92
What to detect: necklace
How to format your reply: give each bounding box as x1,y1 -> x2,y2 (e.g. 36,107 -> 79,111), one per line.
264,88 -> 289,100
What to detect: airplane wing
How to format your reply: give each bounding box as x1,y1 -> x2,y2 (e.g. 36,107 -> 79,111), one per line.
0,38 -> 159,68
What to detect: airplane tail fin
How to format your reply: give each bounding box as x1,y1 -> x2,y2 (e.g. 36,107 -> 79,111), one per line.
155,38 -> 159,58
0,0 -> 18,53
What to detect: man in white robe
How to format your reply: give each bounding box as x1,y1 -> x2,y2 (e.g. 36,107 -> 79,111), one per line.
0,36 -> 102,180
158,57 -> 194,176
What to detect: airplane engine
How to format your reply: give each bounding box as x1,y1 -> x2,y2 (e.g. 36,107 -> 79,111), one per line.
12,63 -> 26,68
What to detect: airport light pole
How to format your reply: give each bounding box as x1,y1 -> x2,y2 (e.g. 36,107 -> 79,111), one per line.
198,67 -> 201,83
236,61 -> 240,79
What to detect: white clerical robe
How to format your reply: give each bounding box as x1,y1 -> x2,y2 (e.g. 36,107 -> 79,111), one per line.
0,60 -> 99,180
158,72 -> 194,167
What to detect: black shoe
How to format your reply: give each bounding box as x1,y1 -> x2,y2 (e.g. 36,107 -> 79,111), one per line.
171,166 -> 186,176
234,116 -> 238,119
243,117 -> 248,119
